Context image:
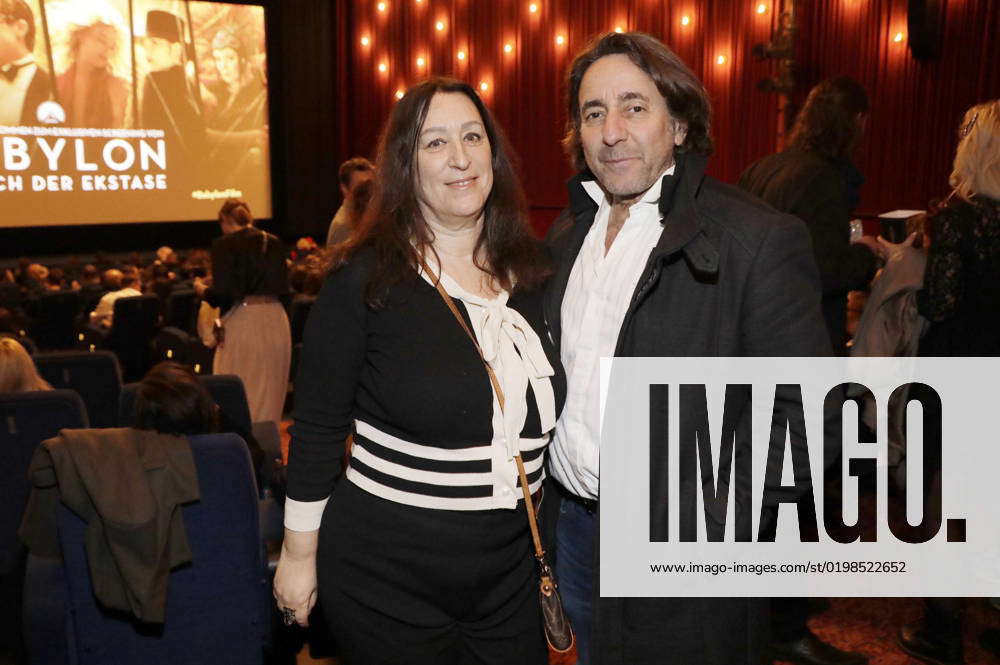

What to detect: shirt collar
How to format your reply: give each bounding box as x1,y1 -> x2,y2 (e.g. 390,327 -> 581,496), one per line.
581,163 -> 676,209
8,54 -> 35,68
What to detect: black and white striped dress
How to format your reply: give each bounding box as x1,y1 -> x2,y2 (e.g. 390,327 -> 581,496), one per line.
284,249 -> 566,662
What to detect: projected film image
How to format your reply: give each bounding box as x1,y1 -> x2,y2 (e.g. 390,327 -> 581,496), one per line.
0,0 -> 270,226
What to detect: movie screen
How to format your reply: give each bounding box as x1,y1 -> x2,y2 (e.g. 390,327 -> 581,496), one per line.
0,0 -> 270,226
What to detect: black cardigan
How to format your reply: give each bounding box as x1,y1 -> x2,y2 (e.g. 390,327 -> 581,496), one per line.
204,227 -> 289,314
286,249 -> 566,505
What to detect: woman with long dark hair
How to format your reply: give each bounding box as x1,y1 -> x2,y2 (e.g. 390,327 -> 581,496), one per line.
273,77 -> 564,664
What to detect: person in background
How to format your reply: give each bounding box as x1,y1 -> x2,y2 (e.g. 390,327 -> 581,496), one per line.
326,157 -> 374,247
76,264 -> 105,314
896,99 -> 1000,665
132,361 -> 271,489
193,199 -> 290,424
0,336 -> 50,392
739,76 -> 883,354
90,268 -> 141,328
21,263 -> 48,300
45,267 -> 65,291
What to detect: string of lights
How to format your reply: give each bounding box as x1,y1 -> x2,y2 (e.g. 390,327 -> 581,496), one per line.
357,1 -> 909,102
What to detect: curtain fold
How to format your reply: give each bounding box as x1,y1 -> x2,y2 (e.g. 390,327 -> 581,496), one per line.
313,0 -> 999,236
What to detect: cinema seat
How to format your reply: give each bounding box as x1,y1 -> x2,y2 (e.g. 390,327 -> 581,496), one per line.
0,390 -> 87,663
119,374 -> 252,437
34,351 -> 122,429
28,291 -> 82,351
104,294 -> 160,382
23,433 -> 270,665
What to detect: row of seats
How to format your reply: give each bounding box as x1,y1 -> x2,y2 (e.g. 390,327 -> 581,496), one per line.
30,350 -> 251,431
15,292 -> 316,385
0,375 -> 274,663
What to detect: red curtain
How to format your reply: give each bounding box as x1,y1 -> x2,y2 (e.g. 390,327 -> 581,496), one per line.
795,0 -> 1000,214
332,0 -> 1000,233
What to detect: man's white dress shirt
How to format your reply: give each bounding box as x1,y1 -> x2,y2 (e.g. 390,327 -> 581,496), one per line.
548,166 -> 674,500
91,287 -> 143,328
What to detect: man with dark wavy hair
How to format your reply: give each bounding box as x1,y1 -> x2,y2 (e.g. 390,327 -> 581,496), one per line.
544,31 -> 830,664
740,77 -> 881,355
0,0 -> 53,125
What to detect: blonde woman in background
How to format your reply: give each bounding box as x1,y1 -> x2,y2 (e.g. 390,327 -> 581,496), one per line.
896,100 -> 1000,665
0,337 -> 50,392
49,0 -> 130,127
917,100 -> 1000,356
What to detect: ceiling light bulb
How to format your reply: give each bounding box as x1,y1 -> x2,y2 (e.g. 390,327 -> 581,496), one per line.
504,43 -> 513,53
457,50 -> 466,60
436,21 -> 445,31
480,81 -> 489,91
360,36 -> 370,46
378,62 -> 387,72
681,15 -> 691,26
555,34 -> 565,45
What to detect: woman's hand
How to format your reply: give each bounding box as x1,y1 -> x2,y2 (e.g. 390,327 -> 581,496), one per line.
877,231 -> 919,263
273,529 -> 319,628
192,276 -> 208,298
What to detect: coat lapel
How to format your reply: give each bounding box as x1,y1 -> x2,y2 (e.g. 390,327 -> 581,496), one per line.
544,174 -> 598,347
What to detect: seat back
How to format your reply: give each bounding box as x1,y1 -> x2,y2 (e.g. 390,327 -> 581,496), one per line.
34,351 -> 122,429
153,327 -> 193,366
0,390 -> 87,575
29,291 -> 82,351
119,374 -> 252,435
31,433 -> 268,665
0,281 -> 21,310
200,375 -> 253,433
105,295 -> 160,382
163,290 -> 198,333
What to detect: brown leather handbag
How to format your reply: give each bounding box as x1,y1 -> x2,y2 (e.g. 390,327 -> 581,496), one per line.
418,257 -> 578,664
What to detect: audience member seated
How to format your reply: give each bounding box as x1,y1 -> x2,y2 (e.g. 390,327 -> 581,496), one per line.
76,264 -> 106,314
0,337 -> 51,392
133,362 -> 276,496
45,268 -> 66,292
21,264 -> 51,300
90,269 -> 142,328
155,246 -> 174,264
